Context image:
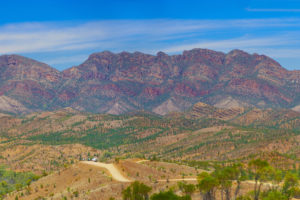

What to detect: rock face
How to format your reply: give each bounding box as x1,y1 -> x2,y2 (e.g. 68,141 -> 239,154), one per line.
0,96 -> 28,113
188,101 -> 244,120
0,49 -> 299,114
292,105 -> 300,113
0,55 -> 62,112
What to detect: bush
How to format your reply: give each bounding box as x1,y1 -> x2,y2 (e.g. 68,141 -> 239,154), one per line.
261,190 -> 288,200
151,190 -> 191,200
122,181 -> 152,200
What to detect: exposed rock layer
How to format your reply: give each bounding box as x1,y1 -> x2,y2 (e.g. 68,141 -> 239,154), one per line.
0,49 -> 299,114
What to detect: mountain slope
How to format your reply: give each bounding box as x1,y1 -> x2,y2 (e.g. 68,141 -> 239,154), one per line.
0,49 -> 299,114
0,55 -> 62,112
0,104 -> 299,163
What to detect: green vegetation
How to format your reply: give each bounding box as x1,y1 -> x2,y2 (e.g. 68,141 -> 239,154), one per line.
122,159 -> 300,200
122,181 -> 152,200
0,165 -> 39,199
177,181 -> 196,196
11,110 -> 296,166
27,113 -> 198,150
29,126 -> 169,149
122,181 -> 191,200
151,190 -> 191,200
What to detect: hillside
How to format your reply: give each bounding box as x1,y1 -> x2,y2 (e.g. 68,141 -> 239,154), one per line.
1,50 -> 300,199
0,104 -> 299,166
0,49 -> 299,115
0,104 -> 299,199
5,160 -> 202,200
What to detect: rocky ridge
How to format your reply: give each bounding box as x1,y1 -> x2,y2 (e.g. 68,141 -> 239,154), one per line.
0,49 -> 299,115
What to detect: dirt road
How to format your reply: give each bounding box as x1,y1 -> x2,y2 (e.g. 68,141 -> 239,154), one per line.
82,161 -> 275,188
81,161 -> 132,182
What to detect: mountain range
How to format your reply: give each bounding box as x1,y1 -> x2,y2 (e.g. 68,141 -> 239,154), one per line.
0,48 -> 299,115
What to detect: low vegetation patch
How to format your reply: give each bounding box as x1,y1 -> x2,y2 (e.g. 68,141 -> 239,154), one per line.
0,165 -> 39,199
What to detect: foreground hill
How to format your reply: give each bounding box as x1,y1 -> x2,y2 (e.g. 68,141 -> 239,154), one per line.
6,158 -> 296,200
6,159 -> 205,200
0,104 -> 299,166
0,105 -> 299,199
0,49 -> 299,114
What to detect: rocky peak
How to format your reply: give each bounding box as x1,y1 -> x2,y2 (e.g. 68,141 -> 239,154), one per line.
0,55 -> 61,84
227,49 -> 250,57
0,48 -> 299,115
156,51 -> 168,58
182,48 -> 225,65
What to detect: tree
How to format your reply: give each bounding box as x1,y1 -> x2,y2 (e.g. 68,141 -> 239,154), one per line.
282,172 -> 299,199
150,190 -> 191,200
197,172 -> 219,200
122,181 -> 152,200
236,195 -> 251,200
260,190 -> 288,200
248,159 -> 272,200
231,163 -> 246,200
26,179 -> 32,186
123,187 -> 132,200
1,181 -> 7,188
271,169 -> 283,190
214,167 -> 233,200
177,181 -> 195,196
197,163 -> 246,200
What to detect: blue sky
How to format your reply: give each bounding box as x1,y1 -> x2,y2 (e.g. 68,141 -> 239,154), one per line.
0,0 -> 300,70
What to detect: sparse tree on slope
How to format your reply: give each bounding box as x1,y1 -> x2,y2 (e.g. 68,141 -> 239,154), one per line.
177,181 -> 196,196
248,159 -> 272,200
282,172 -> 299,199
197,172 -> 219,200
150,190 -> 191,200
122,181 -> 152,200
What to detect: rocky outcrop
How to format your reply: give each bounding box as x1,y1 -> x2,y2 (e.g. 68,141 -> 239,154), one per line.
0,49 -> 299,114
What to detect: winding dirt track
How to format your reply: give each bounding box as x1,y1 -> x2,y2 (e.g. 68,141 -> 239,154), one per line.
81,161 -> 132,182
82,161 -> 200,183
82,161 -> 275,187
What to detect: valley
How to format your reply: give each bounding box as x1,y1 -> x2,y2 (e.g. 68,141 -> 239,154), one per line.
0,102 -> 299,199
1,0 -> 300,198
0,49 -> 299,199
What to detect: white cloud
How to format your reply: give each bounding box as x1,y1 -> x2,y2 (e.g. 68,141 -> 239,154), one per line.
0,19 -> 299,54
0,19 -> 300,69
162,35 -> 300,54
